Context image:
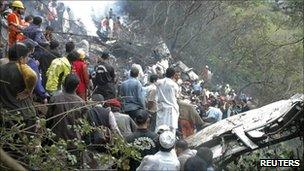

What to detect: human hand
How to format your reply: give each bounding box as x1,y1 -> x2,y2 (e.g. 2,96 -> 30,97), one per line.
16,90 -> 31,100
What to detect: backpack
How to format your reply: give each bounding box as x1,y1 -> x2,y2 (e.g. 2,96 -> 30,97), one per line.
86,107 -> 112,145
92,63 -> 113,86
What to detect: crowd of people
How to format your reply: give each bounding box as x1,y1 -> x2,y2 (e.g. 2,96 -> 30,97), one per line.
97,8 -> 123,41
0,1 -> 256,170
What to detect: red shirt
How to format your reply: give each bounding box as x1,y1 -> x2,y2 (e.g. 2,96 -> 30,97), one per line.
72,60 -> 89,95
7,12 -> 23,46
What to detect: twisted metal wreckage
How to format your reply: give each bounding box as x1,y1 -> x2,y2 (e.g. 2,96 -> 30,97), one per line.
186,94 -> 304,167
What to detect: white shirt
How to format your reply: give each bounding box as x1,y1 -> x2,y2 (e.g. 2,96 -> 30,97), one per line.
136,151 -> 180,171
156,78 -> 180,129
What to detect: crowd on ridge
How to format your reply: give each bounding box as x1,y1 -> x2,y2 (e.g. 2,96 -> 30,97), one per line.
0,1 -> 255,170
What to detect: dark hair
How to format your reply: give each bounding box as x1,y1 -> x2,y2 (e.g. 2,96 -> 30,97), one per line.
91,94 -> 104,102
184,156 -> 208,171
24,42 -> 35,52
50,40 -> 59,50
67,50 -> 80,63
176,139 -> 189,150
33,16 -> 42,25
165,67 -> 176,78
111,106 -> 121,113
149,74 -> 158,83
130,67 -> 139,78
197,147 -> 213,166
65,41 -> 75,53
101,51 -> 109,60
8,42 -> 29,61
210,99 -> 218,107
135,110 -> 149,125
46,25 -> 54,31
63,74 -> 80,94
24,15 -> 33,22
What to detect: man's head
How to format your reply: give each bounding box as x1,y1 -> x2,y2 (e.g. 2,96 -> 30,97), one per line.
105,98 -> 122,113
210,99 -> 218,107
175,139 -> 189,156
63,74 -> 80,94
50,40 -> 60,50
11,1 -> 25,15
45,26 -> 54,34
159,131 -> 176,152
130,67 -> 139,78
197,147 -> 213,165
24,15 -> 33,23
165,67 -> 175,78
149,74 -> 158,83
135,110 -> 150,127
24,39 -> 38,55
65,41 -> 75,53
33,16 -> 43,26
8,42 -> 29,63
77,49 -> 86,60
100,51 -> 110,61
91,94 -> 104,102
67,50 -> 80,63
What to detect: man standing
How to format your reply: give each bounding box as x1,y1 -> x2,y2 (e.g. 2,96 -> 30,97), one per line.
0,42 -> 37,130
46,74 -> 86,146
92,52 -> 116,100
175,139 -> 197,171
126,110 -> 158,171
7,1 -> 26,47
23,16 -> 49,53
105,98 -> 137,139
178,100 -> 206,138
120,67 -> 145,120
156,67 -> 180,134
46,49 -> 78,94
145,74 -> 158,131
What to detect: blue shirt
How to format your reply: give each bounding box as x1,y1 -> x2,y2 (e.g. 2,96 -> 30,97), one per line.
193,82 -> 202,92
27,58 -> 49,99
120,77 -> 145,112
206,107 -> 223,122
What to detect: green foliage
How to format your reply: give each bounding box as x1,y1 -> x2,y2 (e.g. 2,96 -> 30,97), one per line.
227,139 -> 303,170
0,108 -> 140,170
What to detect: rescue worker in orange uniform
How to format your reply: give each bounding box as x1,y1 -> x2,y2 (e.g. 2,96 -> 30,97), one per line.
7,1 -> 26,47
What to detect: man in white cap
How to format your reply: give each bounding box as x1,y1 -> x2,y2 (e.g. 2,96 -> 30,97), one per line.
136,131 -> 180,171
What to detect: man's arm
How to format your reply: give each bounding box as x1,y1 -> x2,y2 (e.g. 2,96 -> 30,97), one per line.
129,117 -> 137,132
137,82 -> 145,109
108,111 -> 123,137
17,64 -> 37,93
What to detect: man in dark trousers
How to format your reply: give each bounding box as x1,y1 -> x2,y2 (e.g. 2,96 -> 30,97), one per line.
126,110 -> 158,171
92,51 -> 116,100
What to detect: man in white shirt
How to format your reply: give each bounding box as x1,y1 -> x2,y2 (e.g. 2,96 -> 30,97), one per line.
145,74 -> 158,131
156,68 -> 180,134
136,131 -> 180,171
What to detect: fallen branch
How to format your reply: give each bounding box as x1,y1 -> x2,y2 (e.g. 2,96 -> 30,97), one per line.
0,148 -> 27,171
